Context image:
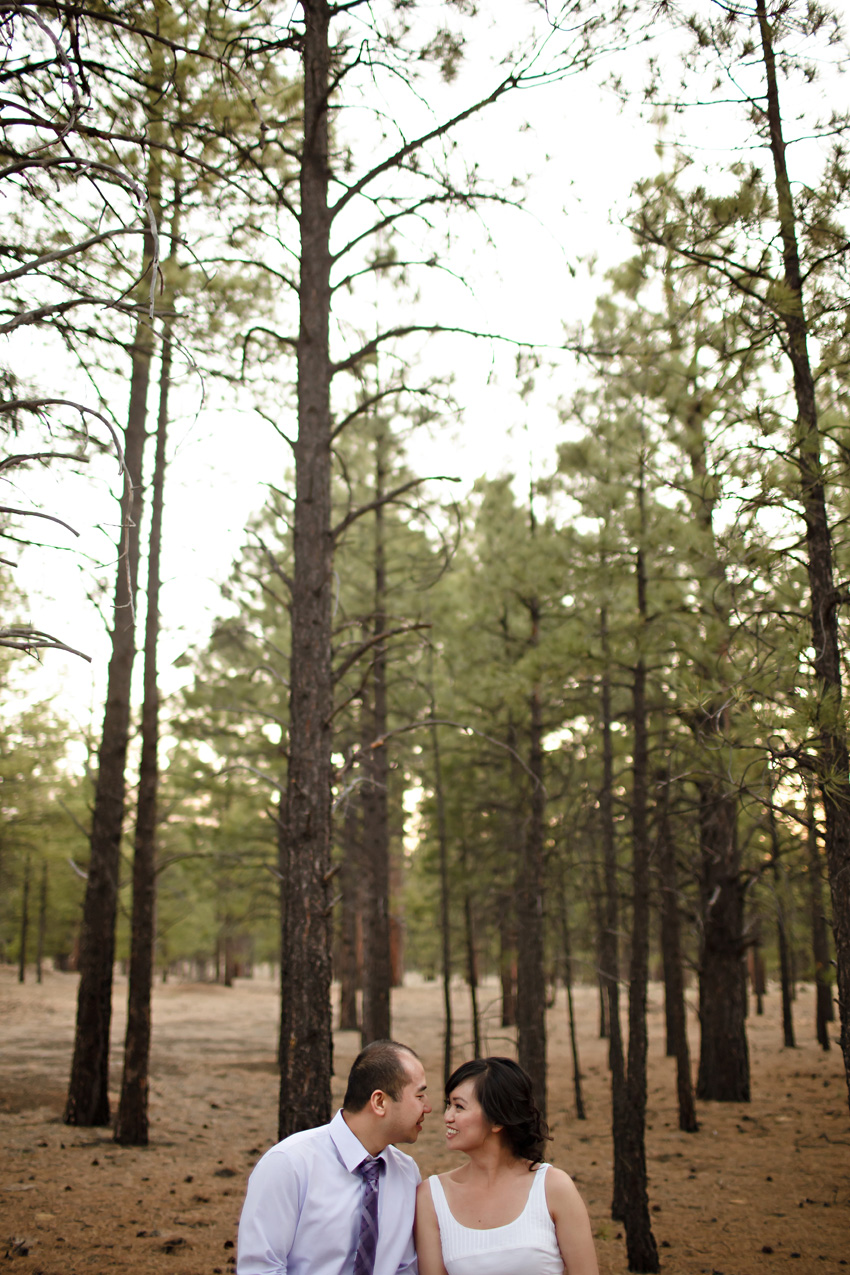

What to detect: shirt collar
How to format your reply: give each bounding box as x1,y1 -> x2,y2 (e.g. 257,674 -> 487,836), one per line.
329,1108 -> 389,1173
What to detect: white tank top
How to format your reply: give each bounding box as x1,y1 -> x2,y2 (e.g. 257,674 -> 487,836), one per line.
427,1163 -> 565,1275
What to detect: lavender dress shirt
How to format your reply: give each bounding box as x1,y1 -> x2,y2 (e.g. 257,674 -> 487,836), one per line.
237,1109 -> 420,1275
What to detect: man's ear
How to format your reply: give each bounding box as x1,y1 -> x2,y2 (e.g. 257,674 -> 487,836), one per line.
370,1089 -> 388,1118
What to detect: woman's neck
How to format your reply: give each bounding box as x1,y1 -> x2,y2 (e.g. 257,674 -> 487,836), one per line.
459,1138 -> 527,1182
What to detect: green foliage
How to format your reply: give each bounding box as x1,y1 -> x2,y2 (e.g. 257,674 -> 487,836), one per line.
0,678 -> 90,969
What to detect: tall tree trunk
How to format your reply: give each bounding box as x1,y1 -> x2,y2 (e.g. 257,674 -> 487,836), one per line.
279,0 -> 334,1138
224,928 -> 235,987
661,924 -> 676,1058
775,880 -> 795,1048
599,606 -> 628,1220
461,841 -> 481,1058
674,316 -> 749,1104
656,771 -> 698,1132
516,662 -> 547,1119
757,0 -> 850,1108
621,522 -> 658,1273
807,789 -> 833,1049
36,860 -> 47,985
498,894 -> 516,1029
64,180 -> 156,1126
338,774 -> 360,1032
598,974 -> 609,1039
389,856 -> 405,987
18,852 -> 30,983
556,871 -> 585,1120
750,934 -> 766,1016
592,855 -> 609,1040
695,781 -> 750,1101
114,299 -> 173,1145
361,434 -> 391,1044
428,691 -> 453,1086
768,782 -> 795,1050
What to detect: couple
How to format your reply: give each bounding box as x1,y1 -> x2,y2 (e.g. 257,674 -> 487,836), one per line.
237,1039 -> 598,1275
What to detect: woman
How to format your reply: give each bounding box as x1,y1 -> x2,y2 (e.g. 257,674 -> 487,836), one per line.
415,1057 -> 598,1275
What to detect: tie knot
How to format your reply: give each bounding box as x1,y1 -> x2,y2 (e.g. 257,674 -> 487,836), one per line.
357,1156 -> 383,1187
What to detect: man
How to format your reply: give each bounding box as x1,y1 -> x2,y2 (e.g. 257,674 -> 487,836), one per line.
237,1040 -> 431,1275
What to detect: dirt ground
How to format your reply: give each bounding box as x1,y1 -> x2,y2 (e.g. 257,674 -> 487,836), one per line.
1,966 -> 848,1275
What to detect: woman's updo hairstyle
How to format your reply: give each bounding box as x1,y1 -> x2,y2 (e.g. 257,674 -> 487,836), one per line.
445,1056 -> 550,1166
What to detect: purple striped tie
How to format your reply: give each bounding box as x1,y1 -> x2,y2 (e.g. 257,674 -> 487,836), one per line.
353,1156 -> 383,1275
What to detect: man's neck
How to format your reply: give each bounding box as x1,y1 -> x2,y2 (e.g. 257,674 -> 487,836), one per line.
342,1108 -> 388,1158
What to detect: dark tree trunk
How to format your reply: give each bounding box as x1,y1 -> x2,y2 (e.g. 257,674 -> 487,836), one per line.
757,0 -> 850,1109
279,0 -> 334,1138
661,923 -> 676,1059
224,931 -> 235,988
750,937 -> 766,1016
361,438 -> 391,1045
672,297 -> 749,1105
620,530 -> 659,1273
599,608 -> 627,1220
696,782 -> 749,1101
598,975 -> 609,1039
338,776 -> 360,1032
516,668 -> 547,1120
64,225 -> 154,1127
768,789 -> 795,1050
790,943 -> 798,1001
591,856 -> 609,1040
656,773 -> 698,1132
428,695 -> 453,1085
807,790 -> 833,1049
18,853 -> 30,983
114,310 -> 172,1146
277,791 -> 290,1071
498,895 -> 516,1029
389,861 -> 405,988
36,860 -> 47,985
556,871 -> 585,1120
460,841 -> 481,1058
359,711 -> 390,1043
776,894 -> 795,1048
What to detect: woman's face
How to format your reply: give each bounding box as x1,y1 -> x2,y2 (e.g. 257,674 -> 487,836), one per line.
444,1077 -> 496,1152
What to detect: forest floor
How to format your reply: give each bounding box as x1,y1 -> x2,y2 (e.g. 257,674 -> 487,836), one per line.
0,966 -> 848,1275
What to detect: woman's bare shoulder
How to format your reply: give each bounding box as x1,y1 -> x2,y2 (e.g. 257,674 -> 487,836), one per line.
543,1165 -> 587,1209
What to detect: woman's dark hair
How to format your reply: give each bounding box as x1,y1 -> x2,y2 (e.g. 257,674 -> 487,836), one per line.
446,1056 -> 550,1165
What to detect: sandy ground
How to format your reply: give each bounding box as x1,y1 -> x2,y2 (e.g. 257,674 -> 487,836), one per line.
0,966 -> 848,1275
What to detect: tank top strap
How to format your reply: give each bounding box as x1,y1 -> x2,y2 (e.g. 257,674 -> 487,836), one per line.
428,1174 -> 454,1236
527,1163 -> 551,1219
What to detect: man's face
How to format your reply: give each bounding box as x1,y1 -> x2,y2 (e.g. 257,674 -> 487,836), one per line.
384,1053 -> 431,1145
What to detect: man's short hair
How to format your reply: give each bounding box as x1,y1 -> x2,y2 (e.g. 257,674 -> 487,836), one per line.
343,1040 -> 419,1112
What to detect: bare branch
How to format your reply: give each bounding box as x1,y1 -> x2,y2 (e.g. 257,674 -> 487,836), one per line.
0,225 -> 138,287
333,621 -> 431,684
330,71 -> 521,218
332,474 -> 459,540
0,506 -> 80,537
331,323 -> 572,377
2,399 -> 127,473
0,626 -> 91,661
